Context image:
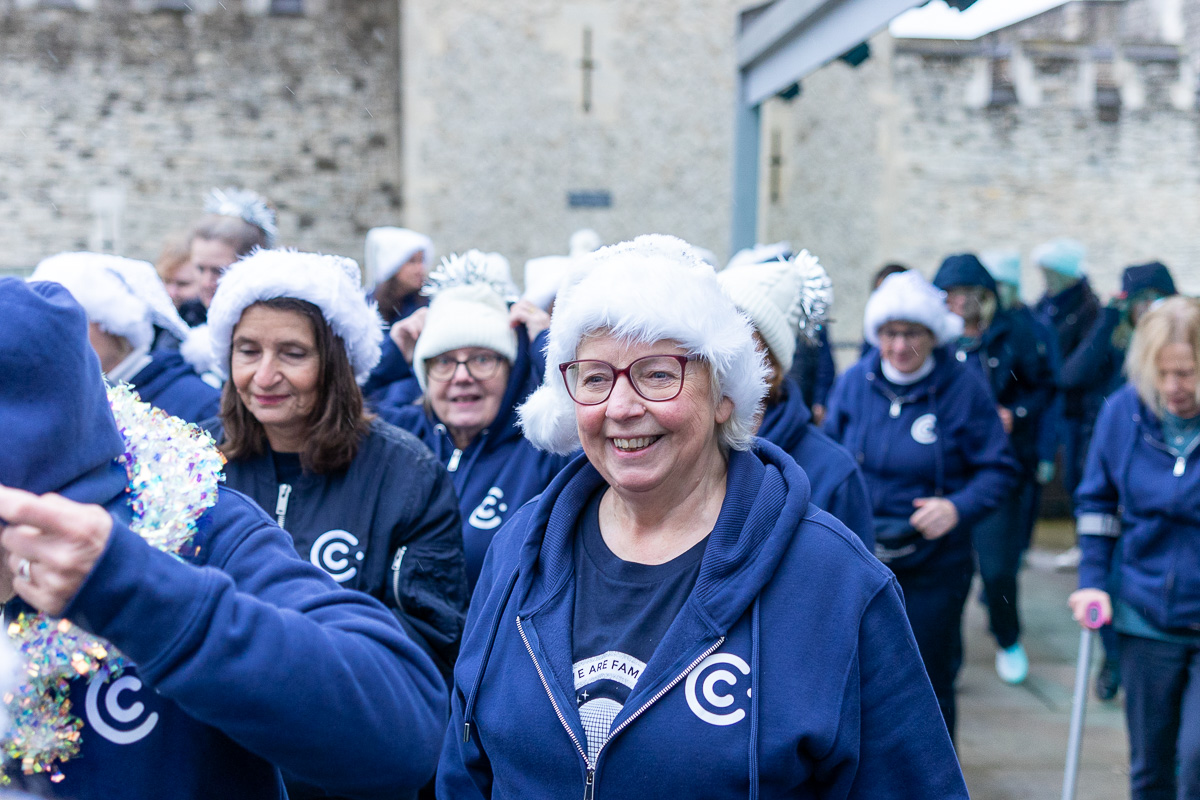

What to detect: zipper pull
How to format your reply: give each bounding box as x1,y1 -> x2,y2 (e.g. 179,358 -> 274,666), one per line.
462,721 -> 471,743
275,484 -> 292,528
889,399 -> 902,418
1175,456 -> 1186,477
583,767 -> 595,800
447,448 -> 463,472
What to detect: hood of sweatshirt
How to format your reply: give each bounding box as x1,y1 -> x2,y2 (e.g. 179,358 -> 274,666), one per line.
757,378 -> 812,454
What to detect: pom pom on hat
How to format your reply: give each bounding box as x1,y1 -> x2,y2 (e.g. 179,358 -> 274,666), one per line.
205,187 -> 277,248
31,252 -> 192,351
863,270 -> 964,347
518,234 -> 769,456
718,250 -> 832,373
364,227 -> 434,290
1032,238 -> 1086,278
207,249 -> 384,384
412,251 -> 520,391
981,250 -> 1022,289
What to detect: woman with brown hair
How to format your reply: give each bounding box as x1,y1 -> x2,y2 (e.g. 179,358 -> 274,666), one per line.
204,249 -> 467,688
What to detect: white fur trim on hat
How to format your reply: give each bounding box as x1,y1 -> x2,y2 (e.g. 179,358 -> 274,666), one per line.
31,252 -> 191,350
412,284 -> 518,391
364,227 -> 434,290
207,249 -> 384,384
518,234 -> 770,456
725,241 -> 791,271
522,255 -> 573,311
863,270 -> 964,348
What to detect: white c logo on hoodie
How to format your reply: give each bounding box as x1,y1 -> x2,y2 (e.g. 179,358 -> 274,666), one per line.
86,673 -> 160,745
686,653 -> 751,726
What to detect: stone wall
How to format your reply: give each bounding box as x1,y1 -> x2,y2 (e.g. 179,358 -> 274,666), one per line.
764,0 -> 1200,362
0,0 -> 401,271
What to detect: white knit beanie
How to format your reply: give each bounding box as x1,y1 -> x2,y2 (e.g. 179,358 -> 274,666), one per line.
717,250 -> 829,373
31,252 -> 191,350
207,249 -> 384,384
725,241 -> 791,271
863,270 -> 964,347
518,234 -> 770,455
411,250 -> 520,391
364,227 -> 434,290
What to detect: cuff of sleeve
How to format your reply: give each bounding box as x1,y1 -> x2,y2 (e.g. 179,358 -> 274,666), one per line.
1077,512 -> 1120,537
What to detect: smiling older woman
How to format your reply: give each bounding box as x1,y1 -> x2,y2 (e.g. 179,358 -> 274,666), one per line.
436,235 -> 967,800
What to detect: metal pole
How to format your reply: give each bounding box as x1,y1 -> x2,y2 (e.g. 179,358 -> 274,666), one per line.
1061,626 -> 1093,800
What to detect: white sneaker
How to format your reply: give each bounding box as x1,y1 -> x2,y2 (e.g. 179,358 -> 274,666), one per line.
996,643 -> 1029,685
1052,545 -> 1082,571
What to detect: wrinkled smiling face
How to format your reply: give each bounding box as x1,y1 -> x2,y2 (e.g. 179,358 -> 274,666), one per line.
877,321 -> 935,375
231,305 -> 322,449
571,335 -> 731,500
427,347 -> 510,447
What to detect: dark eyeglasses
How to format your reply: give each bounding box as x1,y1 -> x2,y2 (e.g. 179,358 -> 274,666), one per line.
426,352 -> 505,382
559,355 -> 693,405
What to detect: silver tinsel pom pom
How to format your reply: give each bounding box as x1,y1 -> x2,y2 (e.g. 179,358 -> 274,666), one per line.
788,250 -> 833,342
205,187 -> 278,248
421,250 -> 518,302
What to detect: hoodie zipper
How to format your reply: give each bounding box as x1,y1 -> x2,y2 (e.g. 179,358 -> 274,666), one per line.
390,546 -> 408,607
516,614 -> 724,800
275,484 -> 292,528
1143,431 -> 1200,477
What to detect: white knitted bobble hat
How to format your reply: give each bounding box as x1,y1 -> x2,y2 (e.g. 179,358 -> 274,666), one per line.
364,227 -> 434,291
31,252 -> 192,351
863,270 -> 964,348
412,251 -> 520,391
518,234 -> 770,456
207,249 -> 384,385
718,249 -> 830,373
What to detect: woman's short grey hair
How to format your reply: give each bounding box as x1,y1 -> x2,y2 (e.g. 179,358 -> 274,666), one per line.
1126,295 -> 1200,414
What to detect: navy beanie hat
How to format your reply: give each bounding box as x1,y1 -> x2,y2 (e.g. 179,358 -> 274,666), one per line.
1121,262 -> 1176,299
932,253 -> 998,296
0,278 -> 124,495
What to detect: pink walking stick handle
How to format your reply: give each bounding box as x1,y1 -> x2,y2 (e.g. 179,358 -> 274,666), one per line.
1083,600 -> 1110,630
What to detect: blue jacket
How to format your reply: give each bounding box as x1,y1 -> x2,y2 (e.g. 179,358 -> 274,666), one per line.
0,280 -> 447,800
824,350 -> 1019,569
1036,278 -> 1105,421
758,379 -> 874,548
378,329 -> 571,589
129,348 -> 221,424
1075,385 -> 1200,631
363,336 -> 423,409
787,325 -> 836,409
212,417 -> 467,677
438,442 -> 967,799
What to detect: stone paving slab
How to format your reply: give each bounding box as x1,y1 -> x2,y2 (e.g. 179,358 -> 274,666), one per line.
957,553 -> 1129,800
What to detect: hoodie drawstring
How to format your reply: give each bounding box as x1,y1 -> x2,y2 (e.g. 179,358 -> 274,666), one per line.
748,595 -> 761,800
462,565 -> 521,743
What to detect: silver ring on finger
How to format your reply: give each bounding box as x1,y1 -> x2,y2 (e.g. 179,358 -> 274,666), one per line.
16,558 -> 30,583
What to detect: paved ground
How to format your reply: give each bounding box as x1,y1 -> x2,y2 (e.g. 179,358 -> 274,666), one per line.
957,521 -> 1129,799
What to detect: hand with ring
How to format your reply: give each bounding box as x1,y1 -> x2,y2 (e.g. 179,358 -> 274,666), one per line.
0,484 -> 113,617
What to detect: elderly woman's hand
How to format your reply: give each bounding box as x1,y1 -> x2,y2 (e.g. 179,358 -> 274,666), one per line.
390,307 -> 429,364
1068,588 -> 1112,630
509,300 -> 551,341
909,497 -> 959,540
0,485 -> 112,617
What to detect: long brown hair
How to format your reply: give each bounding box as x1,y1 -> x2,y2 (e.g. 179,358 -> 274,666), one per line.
219,298 -> 373,473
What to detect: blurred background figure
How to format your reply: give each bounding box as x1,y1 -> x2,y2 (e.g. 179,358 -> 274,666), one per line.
825,269 -> 1018,739
567,227 -> 603,257
155,232 -> 204,325
934,253 -> 1056,685
1070,296 -> 1200,800
377,251 -> 570,590
365,226 -> 435,325
204,249 -> 467,688
30,252 -> 219,423
718,249 -> 874,547
184,187 -> 277,323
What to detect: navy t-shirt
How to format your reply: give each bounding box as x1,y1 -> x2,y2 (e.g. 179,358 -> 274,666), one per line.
571,488 -> 707,761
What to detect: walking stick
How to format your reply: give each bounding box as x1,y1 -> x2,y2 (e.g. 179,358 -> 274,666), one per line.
1061,601 -> 1108,800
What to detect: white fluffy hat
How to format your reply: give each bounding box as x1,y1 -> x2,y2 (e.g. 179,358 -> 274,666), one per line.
31,252 -> 192,350
364,227 -> 434,291
568,228 -> 603,257
718,250 -> 831,373
522,255 -> 573,311
207,249 -> 384,384
863,270 -> 964,347
412,251 -> 519,391
726,241 -> 791,272
518,234 -> 769,456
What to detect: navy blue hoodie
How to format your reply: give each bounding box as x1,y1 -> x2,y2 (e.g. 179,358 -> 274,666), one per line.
438,442 -> 967,799
758,379 -> 874,548
824,350 -> 1019,569
210,417 -> 467,677
378,329 -> 572,589
0,280 -> 447,800
129,348 -> 221,424
1076,385 -> 1200,632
